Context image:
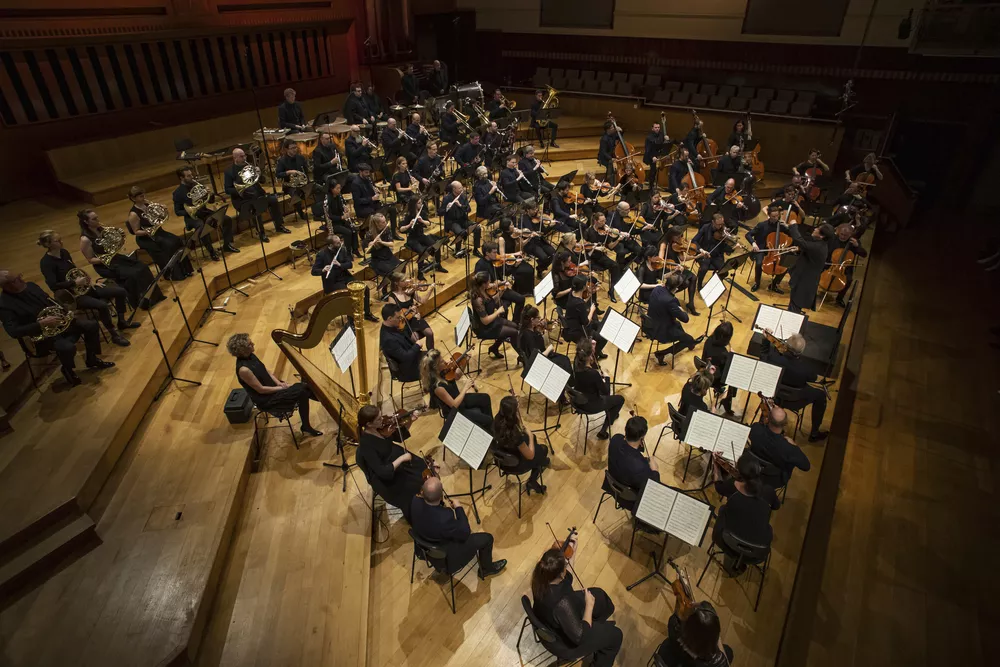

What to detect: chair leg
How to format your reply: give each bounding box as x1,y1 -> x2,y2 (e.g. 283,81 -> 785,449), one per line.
628,517 -> 637,557
450,574 -> 457,614
517,478 -> 522,519
653,425 -> 667,457
411,548 -> 417,584
593,493 -> 607,523
516,616 -> 530,656
286,417 -> 299,449
754,554 -> 770,612
697,544 -> 717,587
644,340 -> 653,372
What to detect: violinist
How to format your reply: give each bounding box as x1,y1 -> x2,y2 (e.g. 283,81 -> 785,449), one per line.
711,453 -> 779,575
494,395 -> 551,494
345,125 -> 373,172
387,272 -> 435,349
500,154 -> 534,203
678,368 -> 713,418
401,195 -> 446,278
669,146 -> 699,192
793,149 -> 830,178
442,181 -> 480,259
749,405 -> 811,489
644,274 -> 702,367
411,476 -> 508,578
531,541 -> 622,667
530,88 -> 559,148
692,213 -> 733,291
473,166 -> 502,223
826,223 -> 867,307
606,201 -> 641,270
582,212 -> 624,298
662,228 -> 700,314
845,152 -> 882,184
324,179 -> 361,258
518,199 -> 556,276
469,271 -> 521,362
354,404 -> 426,521
763,333 -> 828,442
552,250 -> 578,309
746,205 -> 790,294
549,181 -> 580,234
570,341 -> 623,440
706,178 -> 746,228
518,304 -> 573,402
421,348 -> 495,434
638,191 -> 680,249
637,246 -> 665,304
364,213 -> 401,293
786,217 -> 835,314
380,304 -> 425,382
519,145 -> 553,196
597,122 -> 619,185
580,172 -> 607,218
476,241 -> 529,320
643,119 -> 671,189
564,276 -> 609,359
604,415 -> 660,514
655,600 -> 735,667
702,321 -> 737,416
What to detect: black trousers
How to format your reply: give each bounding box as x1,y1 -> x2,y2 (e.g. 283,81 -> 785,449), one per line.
656,329 -> 696,358
460,392 -> 494,432
752,254 -> 788,288
331,223 -> 360,256
240,195 -> 286,234
260,381 -> 317,429
47,318 -> 101,370
779,384 -> 827,434
443,532 -> 494,572
407,234 -> 443,267
524,239 -> 555,272
601,162 -> 616,186
574,588 -> 622,667
501,288 -> 526,323
588,253 -> 623,291
696,254 -> 725,289
448,220 -> 481,252
599,394 -> 626,429
83,283 -> 129,324
614,238 -> 641,267
508,443 -> 550,482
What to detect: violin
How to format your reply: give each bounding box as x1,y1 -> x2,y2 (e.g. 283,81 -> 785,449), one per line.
757,390 -> 776,424
562,191 -> 588,205
406,280 -> 443,292
372,407 -> 428,437
761,328 -> 789,355
565,261 -> 592,277
572,241 -> 595,254
420,452 -> 457,519
550,525 -> 578,558
648,256 -> 666,270
491,254 -> 520,268
485,280 -> 510,298
666,558 -> 696,621
441,350 -> 471,381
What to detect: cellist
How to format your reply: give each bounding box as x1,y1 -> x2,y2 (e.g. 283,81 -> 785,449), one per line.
793,149 -> 830,178
845,152 -> 883,185
746,205 -> 791,294
825,223 -> 867,307
669,146 -> 700,193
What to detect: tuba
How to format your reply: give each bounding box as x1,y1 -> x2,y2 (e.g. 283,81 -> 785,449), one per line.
95,226 -> 126,266
537,86 -> 560,128
144,202 -> 169,235
184,182 -> 210,217
234,163 -> 261,194
31,302 -> 74,342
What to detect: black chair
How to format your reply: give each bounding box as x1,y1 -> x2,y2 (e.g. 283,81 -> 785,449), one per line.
384,353 -> 421,406
647,651 -> 669,667
409,528 -> 482,614
251,405 -> 298,463
567,386 -> 604,455
697,529 -> 772,611
468,306 -> 509,373
773,384 -> 808,437
652,402 -> 686,458
593,470 -> 642,556
745,447 -> 789,502
492,448 -> 540,518
552,306 -> 577,358
515,595 -> 587,666
16,337 -> 61,390
641,316 -> 675,372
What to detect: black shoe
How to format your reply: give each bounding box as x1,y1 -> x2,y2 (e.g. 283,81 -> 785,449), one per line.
597,352 -> 609,360
118,320 -> 141,330
608,290 -> 617,304
223,244 -> 240,253
209,252 -> 220,262
596,428 -> 610,440
691,335 -> 706,347
526,479 -> 547,495
768,284 -> 785,295
488,348 -> 504,360
276,226 -> 293,234
478,559 -> 507,579
260,234 -> 271,243
360,258 -> 370,266
654,351 -> 669,366
550,142 -> 560,148
473,250 -> 483,259
364,313 -> 379,323
85,358 -> 115,370
686,302 -> 700,316
110,333 -> 131,347
455,249 -> 467,259
751,282 -> 760,292
835,298 -> 847,308
808,431 -> 829,442
62,367 -> 82,386
302,426 -> 323,437
436,265 -> 449,274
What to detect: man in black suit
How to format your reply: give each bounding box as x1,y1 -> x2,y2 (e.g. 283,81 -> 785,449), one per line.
603,415 -> 660,514
442,181 -> 479,258
749,405 -> 811,488
530,89 -> 558,148
499,154 -> 533,203
0,270 -> 113,386
486,89 -> 511,120
379,304 -> 424,382
173,167 -> 237,258
764,333 -> 828,442
438,101 -> 460,147
400,65 -> 420,104
691,213 -> 732,290
275,139 -> 311,222
745,205 -> 789,294
428,60 -> 448,96
311,132 -> 344,191
343,83 -> 371,126
518,145 -> 552,197
310,233 -> 377,322
345,125 -> 373,172
786,218 -> 834,313
277,88 -> 308,131
643,274 -> 702,366
410,476 -> 507,578
597,122 -> 619,185
224,148 -> 290,241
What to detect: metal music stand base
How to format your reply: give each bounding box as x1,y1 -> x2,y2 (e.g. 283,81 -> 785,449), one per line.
531,396 -> 562,447
626,532 -> 672,591
609,347 -> 632,394
166,274 -> 218,359
138,274 -> 201,401
443,466 -> 492,524
420,242 -> 452,323
322,400 -> 359,493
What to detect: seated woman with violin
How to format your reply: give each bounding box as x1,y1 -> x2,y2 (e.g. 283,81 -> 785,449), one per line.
661,228 -> 700,314
401,195 -> 446,278
711,452 -> 780,575
563,276 -> 608,359
364,213 -> 401,295
637,191 -> 682,249
493,395 -> 550,495
549,181 -> 582,235
580,171 -> 611,218
581,212 -> 623,301
637,245 -> 665,305
700,321 -> 736,415
386,272 -> 436,349
476,238 -> 531,319
468,271 -> 521,362
678,368 -> 713,418
355,403 -> 427,521
420,348 -> 494,437
655,599 -> 735,667
552,251 -> 577,310
531,535 -> 622,667
518,304 -> 572,400
518,199 -> 556,277
604,415 -> 659,514
570,341 -> 624,440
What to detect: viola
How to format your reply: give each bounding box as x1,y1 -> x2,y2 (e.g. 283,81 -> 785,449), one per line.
491,255 -> 520,268
648,256 -> 666,270
562,191 -> 587,205
372,407 -> 428,437
420,452 -> 458,518
572,241 -> 595,254
549,525 -> 578,559
757,390 -> 776,424
565,261 -> 592,277
441,350 -> 471,381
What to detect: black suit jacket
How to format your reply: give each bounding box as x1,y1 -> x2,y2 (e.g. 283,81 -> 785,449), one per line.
644,286 -> 688,343
0,282 -> 53,339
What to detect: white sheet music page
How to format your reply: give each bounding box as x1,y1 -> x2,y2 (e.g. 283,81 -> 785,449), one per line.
716,420 -> 750,464
455,308 -> 471,348
614,268 -> 641,303
724,353 -> 757,392
534,271 -> 554,304
635,479 -> 678,531
749,360 -> 782,397
524,354 -> 552,394
601,309 -> 639,353
540,363 -> 570,403
665,493 -> 713,547
442,411 -> 475,457
753,304 -> 782,334
685,410 -> 723,450
330,326 -> 358,373
461,424 -> 493,469
699,273 -> 725,308
776,310 -> 805,339
599,309 -> 623,345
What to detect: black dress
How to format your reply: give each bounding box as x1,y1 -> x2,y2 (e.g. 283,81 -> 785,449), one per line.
533,574 -> 622,667
519,328 -> 572,380
429,379 -> 493,438
83,227 -> 164,310
235,354 -> 312,412
128,204 -> 191,281
494,430 -> 549,482
368,237 -> 402,278
655,613 -> 734,667
471,294 -> 510,340
387,292 -> 430,334
355,431 -> 427,520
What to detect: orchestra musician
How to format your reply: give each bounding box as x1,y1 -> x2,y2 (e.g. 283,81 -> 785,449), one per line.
763,332 -> 828,442
597,121 -> 619,185
770,183 -> 807,223
38,231 -> 135,345
706,178 -> 747,229
746,205 -> 790,294
352,164 -> 397,239
564,277 -> 608,359
78,209 -> 164,310
472,165 -> 502,223
486,89 -> 511,119
845,152 -> 883,184
224,148 -> 291,241
468,272 -> 521,363
401,195 -> 447,277
826,223 -> 867,307
582,212 -> 623,303
711,453 -> 779,575
580,172 -> 607,218
455,134 -> 484,181
0,269 -> 114,386
381,117 -> 405,165
421,347 -> 495,434
406,112 -> 429,155
228,333 -> 323,436
727,117 -> 749,152
531,542 -> 622,667
518,304 -> 572,398
643,119 -> 671,190
345,125 -> 374,172
481,121 -> 504,164
310,233 -> 378,322
793,149 -> 830,178
476,241 -> 528,322
643,273 -> 702,367
428,60 -> 449,96
494,395 -> 551,493
518,145 -> 553,197
354,403 -> 427,521
400,64 -> 420,104
442,181 -> 481,259
387,272 -> 435,349
549,181 -> 581,234
415,143 -> 444,191
390,156 -> 419,208
410,476 -> 507,578
380,303 -> 424,382
275,140 -> 311,223
323,180 -> 361,257
606,201 -> 641,271
363,212 -> 401,293
786,217 -> 835,313
571,340 -> 623,440
363,83 -> 387,123
678,368 -> 713,418
312,132 -> 344,191
662,228 -> 699,313
530,89 -> 559,148
702,321 -> 737,416
125,186 -> 192,281
750,405 -> 812,490
500,154 -> 535,203
518,199 -> 556,276
684,116 -> 708,160
438,100 -> 460,146
636,246 -> 664,304
637,191 -> 679,249
669,146 -> 700,193
343,83 -> 371,127
655,600 -> 735,667
603,415 -> 660,513
277,88 -> 308,131
691,213 -> 733,291
173,167 -> 237,259
716,145 -> 748,187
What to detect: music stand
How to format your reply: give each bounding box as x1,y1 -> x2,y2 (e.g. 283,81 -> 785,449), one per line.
207,206 -> 249,300
717,252 -> 752,322
240,197 -> 282,281
189,222 -> 236,324
538,108 -> 562,164
418,238 -> 451,323
161,249 -> 219,358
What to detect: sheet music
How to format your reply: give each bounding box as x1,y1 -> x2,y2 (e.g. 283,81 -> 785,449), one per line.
442,411 -> 475,457
685,410 -> 723,450
613,269 -> 640,304
634,479 -> 678,531
600,309 -> 639,353
665,493 -> 713,547
749,360 -> 782,397
753,304 -> 782,334
523,354 -> 551,393
599,310 -> 623,344
724,353 -> 757,391
540,364 -> 570,403
776,310 -> 805,339
716,420 -> 750,464
329,326 -> 357,373
699,273 -> 725,308
455,308 -> 471,348
462,425 -> 493,469
534,271 -> 554,304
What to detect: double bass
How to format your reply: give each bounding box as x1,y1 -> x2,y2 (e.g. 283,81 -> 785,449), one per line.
608,113 -> 645,189
743,113 -> 765,181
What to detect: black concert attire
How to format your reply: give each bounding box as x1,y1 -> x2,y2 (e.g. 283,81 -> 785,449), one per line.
518,212 -> 555,274
580,181 -> 606,219
795,160 -> 825,178
826,236 -> 867,303
275,153 -> 310,219
172,181 -> 234,255
518,155 -> 552,197
668,157 -> 697,193
604,434 -> 659,513
530,98 -> 558,145
475,256 -> 528,322
764,343 -> 827,436
391,171 -> 418,208
703,337 -> 736,414
712,482 -> 776,560
429,378 -> 494,438
572,363 -> 625,428
749,421 -> 811,489
343,93 -> 369,126
547,192 -> 577,234
235,353 -> 318,428
473,177 -> 501,223
415,152 -> 443,190
636,261 -> 661,305
363,91 -> 385,121
356,428 -> 426,520
345,135 -> 372,172
643,129 -> 670,189
442,191 -> 479,254
746,218 -> 790,289
0,281 -> 104,371
500,166 -> 533,203
786,224 -> 826,313
605,209 -> 641,267
380,323 -> 423,382
366,230 -> 402,284
637,202 -> 670,249
471,293 -> 519,356
381,126 -> 404,165
691,223 -> 731,290
387,291 -> 431,344
324,192 -> 360,256
582,226 -> 624,292
665,243 -> 698,306
727,130 -> 748,152
400,72 -> 420,103
406,122 -> 428,156
82,228 -> 163,310
684,127 -> 707,158
429,65 -> 448,96
439,110 -> 460,146
277,100 -> 306,130
310,243 -> 373,319
224,162 -> 287,236
643,285 -> 695,359
552,271 -> 574,309
312,141 -> 343,190
848,163 -> 879,182
486,98 -> 510,120
519,326 -> 572,384
597,133 -> 618,185
533,574 -> 621,667
351,175 -> 395,235
678,379 -> 709,419
403,204 -> 443,271
454,141 -> 483,180
563,294 -> 606,356
656,614 -> 734,667
40,250 -> 130,331
706,187 -> 746,228
410,496 -> 497,572
127,204 -> 191,281
717,153 -> 745,179
496,427 -> 550,490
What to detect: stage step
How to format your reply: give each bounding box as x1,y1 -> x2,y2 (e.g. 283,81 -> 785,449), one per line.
0,512 -> 96,598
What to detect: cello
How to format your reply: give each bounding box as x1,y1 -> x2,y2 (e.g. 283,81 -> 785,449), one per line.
608,113 -> 645,189
803,151 -> 824,202
819,245 -> 859,293
760,213 -> 795,277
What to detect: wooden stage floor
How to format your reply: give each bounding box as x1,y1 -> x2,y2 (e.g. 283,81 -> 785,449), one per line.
0,158 -> 864,667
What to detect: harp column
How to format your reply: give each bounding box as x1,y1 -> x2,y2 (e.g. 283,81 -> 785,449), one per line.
349,281 -> 371,407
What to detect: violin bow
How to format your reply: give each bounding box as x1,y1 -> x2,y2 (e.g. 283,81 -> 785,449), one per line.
545,522 -> 586,589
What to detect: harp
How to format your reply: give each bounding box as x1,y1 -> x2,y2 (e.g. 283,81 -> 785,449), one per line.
271,282 -> 370,440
